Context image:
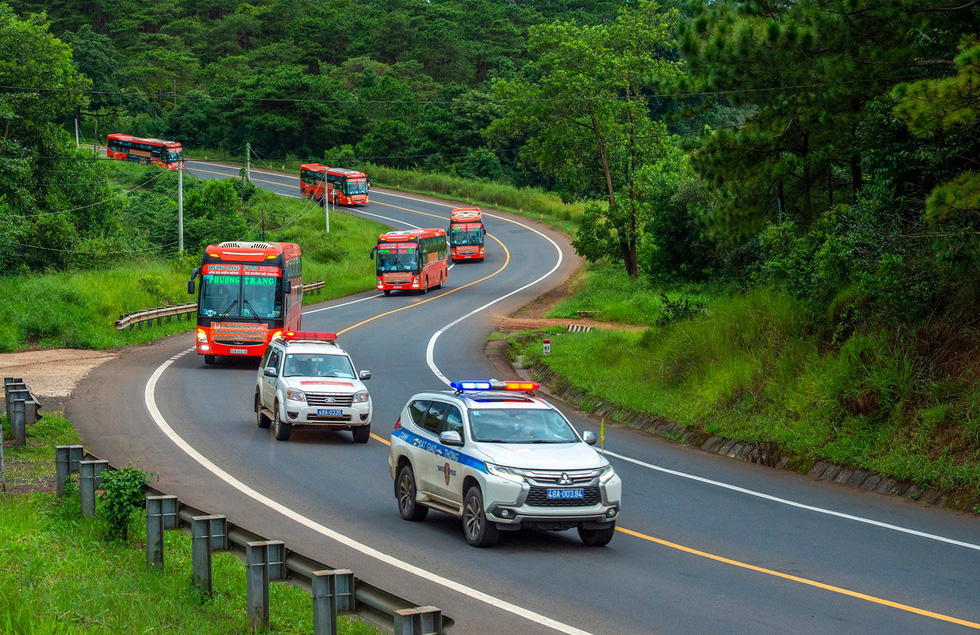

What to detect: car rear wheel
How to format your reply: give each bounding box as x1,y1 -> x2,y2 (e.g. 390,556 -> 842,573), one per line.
578,522 -> 616,547
352,424 -> 370,444
273,404 -> 291,441
255,393 -> 271,429
396,464 -> 428,521
463,487 -> 499,547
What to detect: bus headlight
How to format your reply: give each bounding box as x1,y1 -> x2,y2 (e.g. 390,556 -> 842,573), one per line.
353,390 -> 370,404
196,329 -> 208,343
285,389 -> 307,403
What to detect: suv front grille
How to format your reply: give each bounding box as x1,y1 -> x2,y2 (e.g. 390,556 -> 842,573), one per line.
306,392 -> 354,407
525,485 -> 601,507
523,468 -> 598,487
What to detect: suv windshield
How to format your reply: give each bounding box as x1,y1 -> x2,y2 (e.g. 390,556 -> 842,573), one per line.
282,353 -> 355,378
469,408 -> 579,443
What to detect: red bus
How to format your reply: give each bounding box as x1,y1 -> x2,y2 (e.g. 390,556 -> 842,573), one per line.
448,207 -> 486,262
299,164 -> 369,205
187,241 -> 303,364
106,133 -> 183,170
370,229 -> 448,296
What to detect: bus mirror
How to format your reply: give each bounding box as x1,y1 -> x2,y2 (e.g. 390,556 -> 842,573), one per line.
369,247 -> 376,260
187,279 -> 195,295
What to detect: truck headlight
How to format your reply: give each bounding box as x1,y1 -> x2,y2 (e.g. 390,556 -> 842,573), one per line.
353,390 -> 370,404
598,465 -> 616,483
486,463 -> 526,484
285,389 -> 307,403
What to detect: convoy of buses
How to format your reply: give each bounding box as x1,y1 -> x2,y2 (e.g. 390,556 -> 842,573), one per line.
104,132 -> 489,362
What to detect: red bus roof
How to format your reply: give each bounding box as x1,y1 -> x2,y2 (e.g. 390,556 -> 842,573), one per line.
377,229 -> 446,243
204,241 -> 301,263
450,208 -> 482,223
107,133 -> 181,148
300,163 -> 367,179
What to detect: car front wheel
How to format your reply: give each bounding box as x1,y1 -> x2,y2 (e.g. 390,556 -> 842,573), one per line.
273,403 -> 291,441
396,464 -> 428,521
463,486 -> 499,547
352,424 -> 370,443
578,522 -> 616,547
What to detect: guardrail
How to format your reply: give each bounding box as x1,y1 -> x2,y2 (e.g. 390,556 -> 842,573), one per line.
53,445 -> 452,633
3,377 -> 42,448
115,280 -> 327,331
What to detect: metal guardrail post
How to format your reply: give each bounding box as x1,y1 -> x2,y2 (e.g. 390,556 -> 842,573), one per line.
146,495 -> 178,567
24,399 -> 39,425
54,445 -> 84,497
191,514 -> 227,595
79,459 -> 108,517
394,606 -> 443,635
246,542 -> 271,629
6,387 -> 30,426
311,569 -> 355,635
10,398 -> 26,447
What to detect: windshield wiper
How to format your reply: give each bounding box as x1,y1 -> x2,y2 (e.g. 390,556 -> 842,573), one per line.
242,298 -> 258,317
219,300 -> 239,317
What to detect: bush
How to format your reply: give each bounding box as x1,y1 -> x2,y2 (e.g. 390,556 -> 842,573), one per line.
99,467 -> 148,543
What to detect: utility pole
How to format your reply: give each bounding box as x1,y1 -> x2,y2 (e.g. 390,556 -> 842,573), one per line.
75,114 -> 80,148
178,160 -> 184,254
246,142 -> 251,184
323,172 -> 330,233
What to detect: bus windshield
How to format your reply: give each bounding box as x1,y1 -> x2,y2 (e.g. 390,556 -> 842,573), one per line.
167,149 -> 183,163
376,247 -> 419,273
199,273 -> 283,319
345,179 -> 368,196
450,227 -> 484,246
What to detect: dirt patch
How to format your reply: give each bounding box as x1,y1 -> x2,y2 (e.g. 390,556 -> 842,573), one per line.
497,316 -> 646,333
0,349 -> 117,413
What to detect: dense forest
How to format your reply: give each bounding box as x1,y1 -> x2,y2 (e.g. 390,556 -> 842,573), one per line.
2,0 -> 980,334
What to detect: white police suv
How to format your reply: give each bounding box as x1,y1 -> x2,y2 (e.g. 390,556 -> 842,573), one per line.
388,380 -> 622,547
254,331 -> 373,442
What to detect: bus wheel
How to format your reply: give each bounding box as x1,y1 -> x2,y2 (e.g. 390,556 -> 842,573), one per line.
383,290 -> 391,296
436,273 -> 443,289
420,278 -> 428,295
204,355 -> 215,365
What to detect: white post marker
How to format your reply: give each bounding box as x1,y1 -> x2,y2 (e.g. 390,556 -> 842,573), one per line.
178,161 -> 184,254
543,338 -> 551,356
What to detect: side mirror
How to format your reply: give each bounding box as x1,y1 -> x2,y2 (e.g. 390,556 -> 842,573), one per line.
582,431 -> 597,446
187,267 -> 199,295
369,247 -> 376,260
439,430 -> 464,447
263,367 -> 278,378
358,370 -> 372,380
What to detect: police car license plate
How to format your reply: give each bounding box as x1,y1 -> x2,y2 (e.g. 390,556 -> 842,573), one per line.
317,409 -> 343,416
547,488 -> 584,500
230,348 -> 247,355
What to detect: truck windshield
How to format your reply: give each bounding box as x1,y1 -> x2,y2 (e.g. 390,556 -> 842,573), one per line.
376,248 -> 419,273
199,273 -> 282,319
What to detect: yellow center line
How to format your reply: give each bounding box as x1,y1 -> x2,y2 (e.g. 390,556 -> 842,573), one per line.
617,526 -> 980,629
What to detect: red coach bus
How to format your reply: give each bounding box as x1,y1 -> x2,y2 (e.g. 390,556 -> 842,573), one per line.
299,164 -> 369,205
187,241 -> 303,365
106,133 -> 183,170
448,207 -> 486,262
370,229 -> 448,296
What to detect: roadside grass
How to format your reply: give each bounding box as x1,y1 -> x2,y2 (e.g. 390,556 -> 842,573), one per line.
0,418 -> 377,633
519,263 -> 980,499
0,169 -> 386,353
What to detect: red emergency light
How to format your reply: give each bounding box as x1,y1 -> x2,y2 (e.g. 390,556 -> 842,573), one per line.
282,331 -> 337,342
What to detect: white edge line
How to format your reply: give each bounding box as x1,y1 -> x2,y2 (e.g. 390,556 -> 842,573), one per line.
603,450 -> 980,552
144,350 -> 588,635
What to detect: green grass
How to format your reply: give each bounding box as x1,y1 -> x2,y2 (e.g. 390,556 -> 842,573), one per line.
0,173 -> 387,353
0,416 -> 377,633
519,263 -> 980,501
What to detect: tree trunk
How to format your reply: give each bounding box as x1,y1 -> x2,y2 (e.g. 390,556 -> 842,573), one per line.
851,157 -> 862,202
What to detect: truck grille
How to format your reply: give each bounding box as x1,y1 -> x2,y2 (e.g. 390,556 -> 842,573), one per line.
525,485 -> 601,507
306,393 -> 354,407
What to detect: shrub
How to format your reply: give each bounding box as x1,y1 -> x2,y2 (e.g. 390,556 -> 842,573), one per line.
99,467 -> 148,543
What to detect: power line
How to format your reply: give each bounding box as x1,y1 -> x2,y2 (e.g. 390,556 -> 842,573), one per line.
5,169 -> 170,218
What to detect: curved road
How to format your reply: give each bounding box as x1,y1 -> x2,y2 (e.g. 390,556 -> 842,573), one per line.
68,162 -> 980,634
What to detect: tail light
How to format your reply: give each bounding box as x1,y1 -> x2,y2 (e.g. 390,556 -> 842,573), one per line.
394,415 -> 402,429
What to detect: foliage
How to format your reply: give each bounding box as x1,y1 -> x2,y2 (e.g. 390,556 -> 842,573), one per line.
99,466 -> 148,542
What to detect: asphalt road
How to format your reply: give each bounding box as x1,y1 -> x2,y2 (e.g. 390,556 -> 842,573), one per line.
68,161 -> 980,634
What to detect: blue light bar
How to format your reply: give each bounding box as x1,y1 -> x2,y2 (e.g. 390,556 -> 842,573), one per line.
451,380 -> 494,391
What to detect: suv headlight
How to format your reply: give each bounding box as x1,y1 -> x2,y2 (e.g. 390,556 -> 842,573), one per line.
598,464 -> 616,483
486,463 -> 526,484
285,388 -> 307,403
353,390 -> 370,404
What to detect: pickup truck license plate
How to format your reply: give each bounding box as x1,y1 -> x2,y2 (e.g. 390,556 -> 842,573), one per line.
230,348 -> 247,355
317,409 -> 343,416
546,488 -> 584,500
